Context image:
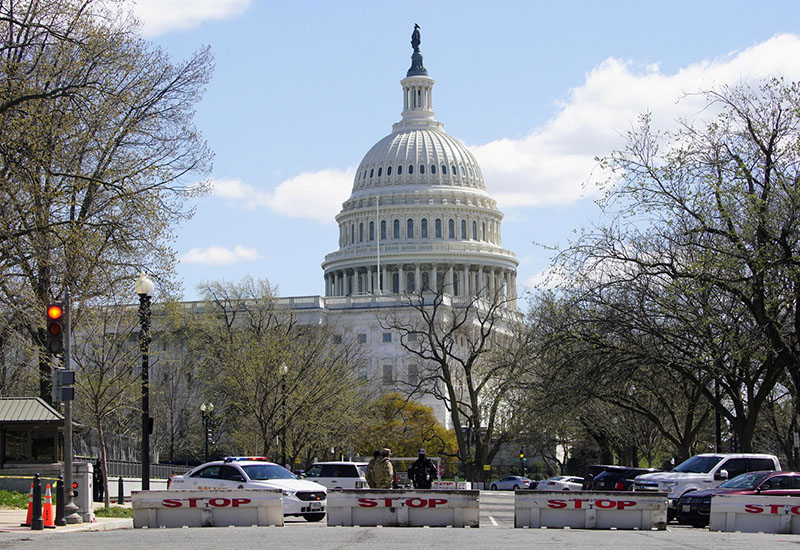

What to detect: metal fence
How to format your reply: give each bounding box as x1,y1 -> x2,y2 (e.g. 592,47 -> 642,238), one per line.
104,460 -> 192,480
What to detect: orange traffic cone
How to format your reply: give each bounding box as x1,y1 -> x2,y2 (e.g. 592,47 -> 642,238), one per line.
20,483 -> 33,527
43,484 -> 55,528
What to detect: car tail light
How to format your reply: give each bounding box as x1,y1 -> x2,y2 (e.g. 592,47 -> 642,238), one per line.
615,482 -> 624,490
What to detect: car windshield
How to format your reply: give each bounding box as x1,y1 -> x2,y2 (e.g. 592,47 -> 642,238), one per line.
242,464 -> 297,481
673,456 -> 723,473
718,471 -> 771,489
357,465 -> 367,477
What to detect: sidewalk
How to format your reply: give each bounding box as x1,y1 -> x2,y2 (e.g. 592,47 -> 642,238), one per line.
0,507 -> 132,533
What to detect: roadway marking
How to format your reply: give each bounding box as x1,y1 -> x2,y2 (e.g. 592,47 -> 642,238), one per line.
488,515 -> 499,527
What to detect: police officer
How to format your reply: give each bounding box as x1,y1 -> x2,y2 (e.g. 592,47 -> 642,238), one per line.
408,448 -> 437,489
365,449 -> 381,488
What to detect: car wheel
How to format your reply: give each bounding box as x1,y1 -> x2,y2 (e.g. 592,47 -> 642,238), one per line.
562,487 -> 570,491
513,484 -> 519,490
303,513 -> 326,522
490,484 -> 497,490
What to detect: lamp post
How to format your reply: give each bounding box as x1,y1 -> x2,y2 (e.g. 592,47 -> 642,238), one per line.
200,402 -> 214,462
280,363 -> 288,469
135,272 -> 154,490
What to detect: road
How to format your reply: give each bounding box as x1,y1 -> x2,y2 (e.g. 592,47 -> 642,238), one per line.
1,491 -> 798,549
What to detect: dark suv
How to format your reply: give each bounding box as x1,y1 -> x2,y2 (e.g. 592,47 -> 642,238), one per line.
591,466 -> 662,491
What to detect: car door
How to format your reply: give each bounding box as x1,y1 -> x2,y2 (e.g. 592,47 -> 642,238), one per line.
758,475 -> 799,496
219,465 -> 248,489
188,465 -> 222,490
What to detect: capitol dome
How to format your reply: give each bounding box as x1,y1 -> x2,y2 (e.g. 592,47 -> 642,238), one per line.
322,28 -> 518,309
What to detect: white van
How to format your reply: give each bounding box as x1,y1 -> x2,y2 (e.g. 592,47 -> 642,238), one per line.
303,461 -> 369,489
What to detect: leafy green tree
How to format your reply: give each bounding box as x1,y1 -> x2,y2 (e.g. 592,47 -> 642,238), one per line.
0,0 -> 212,400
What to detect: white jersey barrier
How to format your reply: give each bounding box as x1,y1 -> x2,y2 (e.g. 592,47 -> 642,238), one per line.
327,489 -> 479,527
709,495 -> 800,534
132,489 -> 284,528
515,491 -> 668,530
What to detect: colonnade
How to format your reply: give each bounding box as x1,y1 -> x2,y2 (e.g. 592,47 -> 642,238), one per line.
324,263 -> 517,307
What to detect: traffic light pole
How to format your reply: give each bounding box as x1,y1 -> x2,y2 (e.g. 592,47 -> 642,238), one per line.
62,289 -> 82,524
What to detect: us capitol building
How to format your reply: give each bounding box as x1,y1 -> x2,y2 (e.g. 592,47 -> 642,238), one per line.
192,28 -> 520,427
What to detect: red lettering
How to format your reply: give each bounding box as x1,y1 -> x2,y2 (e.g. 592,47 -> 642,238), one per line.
791,506 -> 800,515
209,498 -> 230,507
596,500 -> 616,509
382,498 -> 397,507
428,499 -> 447,508
547,499 -> 567,509
188,498 -> 200,508
573,499 -> 589,509
407,498 -> 426,508
162,499 -> 182,508
744,504 -> 763,514
617,500 -> 636,510
769,504 -> 784,515
231,498 -> 250,507
358,498 -> 378,508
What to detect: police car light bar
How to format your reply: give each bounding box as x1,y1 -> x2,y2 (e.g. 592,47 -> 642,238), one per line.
223,456 -> 270,462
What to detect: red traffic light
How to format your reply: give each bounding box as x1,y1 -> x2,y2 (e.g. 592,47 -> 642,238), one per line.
47,304 -> 63,320
46,303 -> 65,354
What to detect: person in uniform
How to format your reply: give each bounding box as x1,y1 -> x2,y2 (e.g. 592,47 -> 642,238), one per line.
408,448 -> 437,489
365,449 -> 381,488
373,448 -> 394,489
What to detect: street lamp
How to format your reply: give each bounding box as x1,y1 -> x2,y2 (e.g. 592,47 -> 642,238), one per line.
280,363 -> 288,469
135,272 -> 154,490
200,402 -> 214,462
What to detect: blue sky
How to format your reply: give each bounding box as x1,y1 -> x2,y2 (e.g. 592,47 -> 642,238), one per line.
128,0 -> 800,302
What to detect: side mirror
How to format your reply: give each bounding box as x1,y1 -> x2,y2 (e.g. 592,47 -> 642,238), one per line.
714,469 -> 729,481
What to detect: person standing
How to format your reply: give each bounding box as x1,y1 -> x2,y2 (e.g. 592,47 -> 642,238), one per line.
365,449 -> 381,488
93,459 -> 104,502
408,448 -> 437,489
373,448 -> 394,489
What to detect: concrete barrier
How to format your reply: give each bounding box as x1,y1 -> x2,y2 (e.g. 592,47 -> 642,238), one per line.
709,494 -> 800,534
515,491 -> 668,530
431,481 -> 470,490
327,489 -> 479,527
131,489 -> 283,528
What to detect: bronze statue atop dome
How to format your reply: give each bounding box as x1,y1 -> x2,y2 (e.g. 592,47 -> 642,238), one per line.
411,24 -> 421,52
407,24 -> 427,76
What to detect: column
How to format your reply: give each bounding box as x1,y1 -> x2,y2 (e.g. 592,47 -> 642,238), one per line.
382,266 -> 388,295
433,264 -> 439,292
446,265 -> 454,295
489,268 -> 496,300
399,265 -> 405,293
415,264 -> 421,292
462,265 -> 469,297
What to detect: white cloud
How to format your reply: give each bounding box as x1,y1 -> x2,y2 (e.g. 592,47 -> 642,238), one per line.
473,33 -> 800,209
180,245 -> 261,265
130,0 -> 251,37
210,169 -> 354,225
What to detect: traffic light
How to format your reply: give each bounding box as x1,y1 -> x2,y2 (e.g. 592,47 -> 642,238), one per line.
520,449 -> 525,459
46,303 -> 65,355
51,369 -> 75,402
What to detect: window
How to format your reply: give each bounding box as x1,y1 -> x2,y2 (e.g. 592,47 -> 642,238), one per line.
392,273 -> 399,294
357,333 -> 367,344
407,272 -> 415,292
452,164 -> 456,175
419,164 -> 425,174
381,220 -> 387,240
435,218 -> 442,238
461,220 -> 467,239
359,223 -> 364,242
220,466 -> 245,482
421,219 -> 428,238
192,466 -> 221,479
448,219 -> 455,239
442,164 -> 447,175
408,164 -> 414,175
387,166 -> 392,176
408,364 -> 419,386
382,333 -> 392,343
369,221 -> 374,241
377,167 -> 382,177
469,166 -> 474,177
363,170 -> 367,180
407,218 -> 414,238
472,221 -> 477,240
383,364 -> 393,384
370,168 -> 374,177
460,165 -> 465,176
351,224 -> 355,244
407,333 -> 417,342
398,164 -> 402,175
393,219 -> 400,239
422,271 -> 430,291
720,458 -> 750,479
431,164 -> 436,174
482,222 -> 486,240
332,335 -> 342,344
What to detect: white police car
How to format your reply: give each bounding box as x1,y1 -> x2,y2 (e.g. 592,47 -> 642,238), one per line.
168,457 -> 327,521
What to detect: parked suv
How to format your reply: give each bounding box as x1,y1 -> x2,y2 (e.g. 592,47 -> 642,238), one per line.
591,466 -> 662,491
303,461 -> 368,489
633,453 -> 781,521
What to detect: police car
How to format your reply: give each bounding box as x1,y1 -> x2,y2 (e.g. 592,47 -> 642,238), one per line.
168,457 -> 327,521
